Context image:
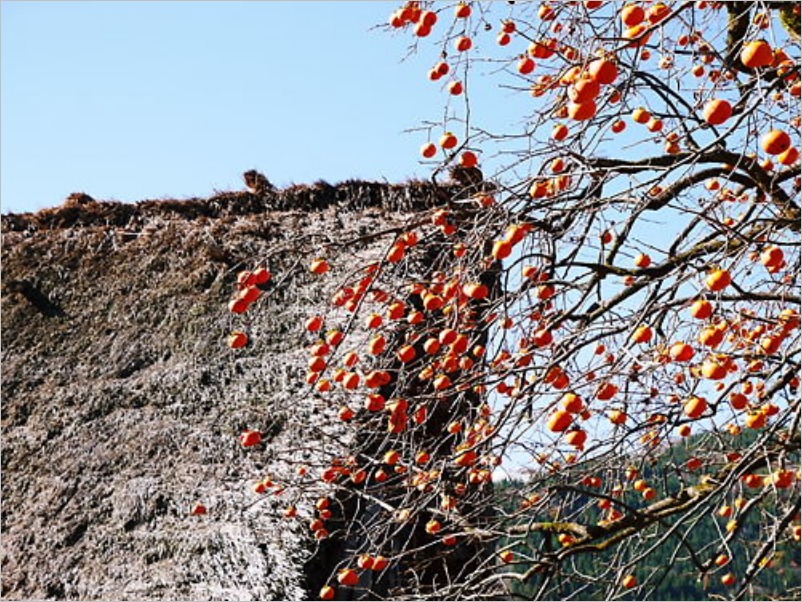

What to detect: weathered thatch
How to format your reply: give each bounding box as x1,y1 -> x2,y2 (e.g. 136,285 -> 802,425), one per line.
1,181 -> 443,600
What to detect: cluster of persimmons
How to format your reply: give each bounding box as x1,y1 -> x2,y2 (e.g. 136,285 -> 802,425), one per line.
216,1 -> 800,598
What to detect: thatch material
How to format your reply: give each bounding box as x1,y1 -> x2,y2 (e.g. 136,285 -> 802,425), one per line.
1,182 -> 442,600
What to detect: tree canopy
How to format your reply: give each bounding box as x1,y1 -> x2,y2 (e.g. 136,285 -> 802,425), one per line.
226,2 -> 800,600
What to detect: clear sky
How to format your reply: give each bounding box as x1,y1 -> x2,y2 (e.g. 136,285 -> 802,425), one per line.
1,1 -> 449,214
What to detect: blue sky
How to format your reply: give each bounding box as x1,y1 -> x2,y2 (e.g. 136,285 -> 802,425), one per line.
1,1 -> 450,214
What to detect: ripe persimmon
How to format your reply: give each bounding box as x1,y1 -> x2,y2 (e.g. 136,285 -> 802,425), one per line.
492,240 -> 513,260
565,429 -> 587,448
705,268 -> 732,291
364,313 -> 383,330
632,325 -> 653,344
433,374 -> 452,390
646,3 -> 670,23
372,555 -> 389,571
647,117 -> 663,132
337,568 -> 359,587
624,23 -> 652,46
389,11 -> 405,28
700,356 -> 728,380
760,335 -> 782,354
745,411 -> 767,429
559,393 -> 583,413
547,409 -> 573,432
530,328 -> 552,347
460,150 -> 478,167
228,298 -> 249,314
240,430 -> 262,447
683,396 -> 708,419
761,129 -> 791,155
608,409 -> 627,425
518,57 -> 536,75
228,331 -> 249,349
310,258 -> 331,274
425,519 -> 442,534
397,345 -> 416,363
440,131 -> 458,149
691,299 -> 714,319
419,337 -> 439,355
364,394 -> 385,412
620,4 -> 645,26
386,244 -> 405,263
368,334 -> 387,356
529,39 -> 556,59
326,329 -> 344,346
306,315 -> 325,332
420,293 -> 443,312
587,58 -> 618,84
506,222 -> 533,244
308,355 -> 327,373
342,373 -> 360,390
569,78 -> 600,103
499,550 -> 515,563
420,10 -> 437,27
552,123 -> 569,141
760,245 -> 785,268
387,301 -> 407,319
740,40 -> 773,68
703,99 -> 732,125
454,449 -> 478,466
567,100 -> 597,121
530,179 -> 551,198
777,146 -> 799,166
463,282 -> 489,299
669,342 -> 695,362
251,267 -> 271,284
338,406 -> 356,421
596,382 -> 619,400
728,392 -> 748,410
721,573 -> 736,587
448,80 -> 464,95
356,554 -> 374,570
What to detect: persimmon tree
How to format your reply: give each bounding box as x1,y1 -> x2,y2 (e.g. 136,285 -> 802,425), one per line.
226,2 -> 800,600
